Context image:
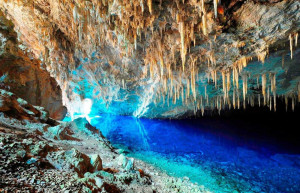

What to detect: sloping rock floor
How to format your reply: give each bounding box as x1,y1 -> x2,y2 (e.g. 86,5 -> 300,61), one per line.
0,89 -> 208,193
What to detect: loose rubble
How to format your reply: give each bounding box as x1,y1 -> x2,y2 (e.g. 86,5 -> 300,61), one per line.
0,89 -> 210,193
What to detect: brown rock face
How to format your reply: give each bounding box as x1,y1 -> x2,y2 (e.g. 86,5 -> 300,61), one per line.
0,89 -> 55,124
0,11 -> 66,120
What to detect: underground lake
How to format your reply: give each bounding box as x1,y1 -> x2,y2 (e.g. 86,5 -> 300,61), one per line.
88,106 -> 300,193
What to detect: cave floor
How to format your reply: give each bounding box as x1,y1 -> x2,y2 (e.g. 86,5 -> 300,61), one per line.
0,114 -> 208,193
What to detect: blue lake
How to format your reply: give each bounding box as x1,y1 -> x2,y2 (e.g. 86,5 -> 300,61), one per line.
90,114 -> 300,193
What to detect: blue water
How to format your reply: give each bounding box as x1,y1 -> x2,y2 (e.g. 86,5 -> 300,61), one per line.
90,115 -> 300,193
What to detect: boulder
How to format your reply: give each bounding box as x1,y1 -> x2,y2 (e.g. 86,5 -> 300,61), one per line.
90,154 -> 103,171
64,148 -> 94,177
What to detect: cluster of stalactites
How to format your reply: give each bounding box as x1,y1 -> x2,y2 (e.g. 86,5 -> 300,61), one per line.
1,0 -> 299,115
152,68 -> 299,116
289,32 -> 298,59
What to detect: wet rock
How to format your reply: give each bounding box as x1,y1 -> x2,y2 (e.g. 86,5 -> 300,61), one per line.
90,154 -> 102,171
117,154 -> 127,167
0,89 -> 58,125
117,154 -> 134,171
64,148 -> 93,177
30,141 -> 54,157
16,150 -> 26,158
47,124 -> 80,141
125,158 -> 134,171
95,177 -> 103,188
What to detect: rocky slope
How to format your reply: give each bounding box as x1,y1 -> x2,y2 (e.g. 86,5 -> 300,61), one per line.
0,0 -> 299,118
0,89 -> 209,192
0,11 -> 66,120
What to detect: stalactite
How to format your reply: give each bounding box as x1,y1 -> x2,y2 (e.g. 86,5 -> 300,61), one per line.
226,72 -> 230,94
257,51 -> 267,64
292,97 -> 295,112
242,75 -> 247,102
271,74 -> 276,94
2,0 -> 299,117
298,82 -> 300,102
134,32 -> 137,50
270,74 -> 277,111
289,34 -> 293,59
181,87 -> 184,103
267,87 -> 270,108
122,79 -> 125,89
214,0 -> 218,18
187,78 -> 190,99
262,74 -> 266,105
201,1 -> 207,36
147,0 -> 152,14
237,90 -> 240,109
222,71 -> 226,99
179,22 -> 186,71
285,95 -> 288,112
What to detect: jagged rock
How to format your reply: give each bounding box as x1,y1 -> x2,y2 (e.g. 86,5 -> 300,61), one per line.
29,141 -> 55,157
64,148 -> 94,177
47,124 -> 81,141
90,154 -> 103,171
16,150 -> 26,158
124,158 -> 134,171
117,154 -> 134,171
26,158 -> 37,165
0,89 -> 57,125
94,177 -> 103,188
117,154 -> 127,167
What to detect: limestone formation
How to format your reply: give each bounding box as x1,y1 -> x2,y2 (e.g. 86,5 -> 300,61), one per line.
0,0 -> 299,118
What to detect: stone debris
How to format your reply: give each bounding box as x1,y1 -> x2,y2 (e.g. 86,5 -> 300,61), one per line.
0,91 -> 210,193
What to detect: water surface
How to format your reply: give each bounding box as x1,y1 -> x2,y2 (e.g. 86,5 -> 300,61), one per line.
90,115 -> 300,193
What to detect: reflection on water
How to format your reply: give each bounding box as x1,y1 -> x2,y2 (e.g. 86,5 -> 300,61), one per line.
90,115 -> 300,193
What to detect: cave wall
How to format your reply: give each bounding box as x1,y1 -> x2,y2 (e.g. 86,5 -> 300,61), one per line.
0,11 -> 66,120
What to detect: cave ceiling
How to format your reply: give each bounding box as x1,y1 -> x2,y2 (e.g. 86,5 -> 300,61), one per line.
0,0 -> 299,118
